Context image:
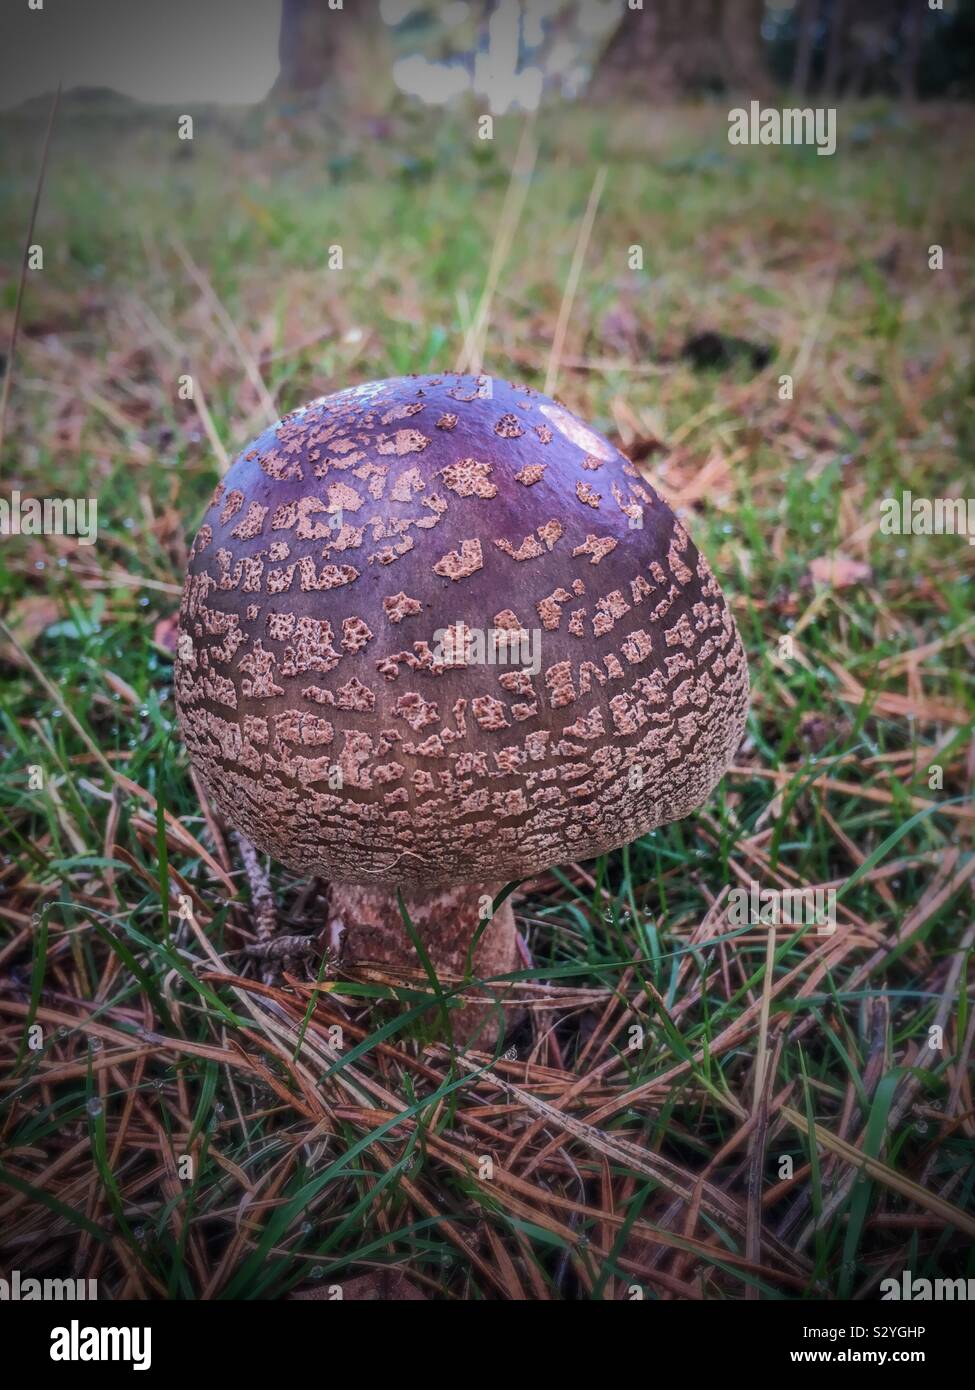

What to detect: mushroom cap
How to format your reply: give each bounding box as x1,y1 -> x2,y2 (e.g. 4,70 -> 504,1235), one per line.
175,374 -> 748,890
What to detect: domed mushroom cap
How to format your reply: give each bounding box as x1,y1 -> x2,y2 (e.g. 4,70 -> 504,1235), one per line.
175,374 -> 748,890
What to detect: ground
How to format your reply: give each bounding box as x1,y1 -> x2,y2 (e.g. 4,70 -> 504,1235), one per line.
0,96 -> 972,1299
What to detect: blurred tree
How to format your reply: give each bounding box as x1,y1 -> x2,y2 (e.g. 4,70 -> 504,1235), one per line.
918,0 -> 975,98
822,0 -> 850,94
822,0 -> 922,98
765,0 -> 974,99
846,2 -> 902,96
588,0 -> 772,101
899,0 -> 922,101
275,0 -> 393,112
791,0 -> 819,95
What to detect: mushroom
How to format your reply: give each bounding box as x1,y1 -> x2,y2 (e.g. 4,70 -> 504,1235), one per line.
175,374 -> 748,1037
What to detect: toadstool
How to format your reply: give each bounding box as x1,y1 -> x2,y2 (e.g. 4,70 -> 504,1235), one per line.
175,374 -> 749,1037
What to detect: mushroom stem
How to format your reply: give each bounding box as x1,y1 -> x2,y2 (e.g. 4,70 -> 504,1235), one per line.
326,881 -> 519,1045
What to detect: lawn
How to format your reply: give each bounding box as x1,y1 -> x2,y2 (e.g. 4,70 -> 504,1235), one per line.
0,95 -> 973,1300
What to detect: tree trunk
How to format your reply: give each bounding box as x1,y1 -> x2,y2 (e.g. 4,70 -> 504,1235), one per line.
899,0 -> 922,101
719,0 -> 772,94
275,0 -> 392,113
822,0 -> 850,95
588,0 -> 772,102
791,0 -> 819,95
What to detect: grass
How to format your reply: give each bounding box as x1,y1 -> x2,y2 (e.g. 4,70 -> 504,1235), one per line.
0,93 -> 973,1300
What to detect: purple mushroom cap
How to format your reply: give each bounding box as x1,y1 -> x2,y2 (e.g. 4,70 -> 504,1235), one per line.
175,373 -> 749,891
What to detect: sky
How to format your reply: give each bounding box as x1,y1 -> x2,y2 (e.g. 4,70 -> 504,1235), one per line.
0,0 -> 619,117
0,0 -> 283,110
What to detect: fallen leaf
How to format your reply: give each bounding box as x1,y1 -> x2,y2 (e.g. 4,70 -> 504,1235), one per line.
808,553 -> 872,589
0,595 -> 60,667
600,302 -> 646,357
154,612 -> 180,654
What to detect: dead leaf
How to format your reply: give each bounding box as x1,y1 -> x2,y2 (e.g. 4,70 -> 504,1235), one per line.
154,612 -> 180,654
0,595 -> 60,667
600,302 -> 644,357
808,552 -> 872,590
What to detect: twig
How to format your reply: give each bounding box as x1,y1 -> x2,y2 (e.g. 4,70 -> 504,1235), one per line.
544,166 -> 606,397
455,116 -> 537,377
0,83 -> 60,469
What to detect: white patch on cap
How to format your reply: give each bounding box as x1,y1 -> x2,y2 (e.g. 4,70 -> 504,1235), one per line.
539,404 -> 614,460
